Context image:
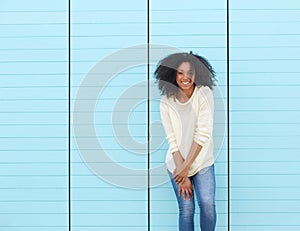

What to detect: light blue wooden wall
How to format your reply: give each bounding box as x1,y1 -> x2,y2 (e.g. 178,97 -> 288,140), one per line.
71,1 -> 148,230
230,0 -> 300,230
0,0 -> 69,230
1,0 -> 300,230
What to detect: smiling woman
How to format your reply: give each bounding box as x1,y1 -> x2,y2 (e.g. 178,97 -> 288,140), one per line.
155,52 -> 217,231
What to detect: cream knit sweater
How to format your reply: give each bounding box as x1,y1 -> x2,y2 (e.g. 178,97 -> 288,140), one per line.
160,86 -> 215,176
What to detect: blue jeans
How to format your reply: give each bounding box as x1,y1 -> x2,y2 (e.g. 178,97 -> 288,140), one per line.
169,165 -> 216,231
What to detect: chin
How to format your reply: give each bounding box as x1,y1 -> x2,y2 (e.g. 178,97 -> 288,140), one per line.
181,84 -> 193,90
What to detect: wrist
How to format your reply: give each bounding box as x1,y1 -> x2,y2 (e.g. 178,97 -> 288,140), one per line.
182,161 -> 191,171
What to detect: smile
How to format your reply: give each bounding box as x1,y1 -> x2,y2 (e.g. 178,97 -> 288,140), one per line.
182,81 -> 191,85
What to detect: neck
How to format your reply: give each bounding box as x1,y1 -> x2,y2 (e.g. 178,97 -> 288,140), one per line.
177,85 -> 195,102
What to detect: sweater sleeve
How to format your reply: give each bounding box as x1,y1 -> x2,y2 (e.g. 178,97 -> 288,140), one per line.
193,87 -> 214,147
160,98 -> 179,153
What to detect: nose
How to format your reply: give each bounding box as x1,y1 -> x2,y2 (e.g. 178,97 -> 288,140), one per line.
183,73 -> 192,79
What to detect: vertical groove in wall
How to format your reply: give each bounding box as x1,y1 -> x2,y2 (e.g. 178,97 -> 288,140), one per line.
226,0 -> 230,230
147,0 -> 151,231
68,0 -> 71,230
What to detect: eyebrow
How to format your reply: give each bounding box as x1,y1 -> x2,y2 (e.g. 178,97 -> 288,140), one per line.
177,69 -> 193,72
177,69 -> 193,71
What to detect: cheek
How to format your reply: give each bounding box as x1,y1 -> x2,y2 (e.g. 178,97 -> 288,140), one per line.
191,75 -> 196,83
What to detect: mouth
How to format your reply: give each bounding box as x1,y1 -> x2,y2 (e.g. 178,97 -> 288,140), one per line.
181,81 -> 192,86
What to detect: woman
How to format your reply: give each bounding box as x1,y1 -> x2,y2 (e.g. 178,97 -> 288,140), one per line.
155,52 -> 216,231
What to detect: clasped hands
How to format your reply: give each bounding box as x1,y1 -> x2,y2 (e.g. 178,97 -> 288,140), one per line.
173,165 -> 193,200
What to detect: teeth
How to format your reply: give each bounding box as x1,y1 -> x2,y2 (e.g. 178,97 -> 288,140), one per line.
182,82 -> 190,85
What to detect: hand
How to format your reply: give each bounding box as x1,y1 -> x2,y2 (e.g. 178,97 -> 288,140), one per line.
178,177 -> 193,201
173,164 -> 189,184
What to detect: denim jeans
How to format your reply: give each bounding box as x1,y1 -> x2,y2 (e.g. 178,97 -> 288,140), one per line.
169,165 -> 216,231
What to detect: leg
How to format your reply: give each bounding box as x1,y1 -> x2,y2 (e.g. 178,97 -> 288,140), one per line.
192,165 -> 217,231
169,172 -> 195,231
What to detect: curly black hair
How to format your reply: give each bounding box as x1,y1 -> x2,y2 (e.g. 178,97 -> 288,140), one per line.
154,52 -> 216,98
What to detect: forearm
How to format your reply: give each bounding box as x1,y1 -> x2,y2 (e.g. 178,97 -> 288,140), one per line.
172,151 -> 185,169
173,141 -> 202,184
182,141 -> 202,170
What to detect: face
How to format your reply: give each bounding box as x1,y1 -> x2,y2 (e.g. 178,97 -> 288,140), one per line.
176,62 -> 195,92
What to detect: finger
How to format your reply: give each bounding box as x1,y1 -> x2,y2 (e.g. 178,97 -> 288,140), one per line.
174,176 -> 178,183
174,173 -> 182,180
178,187 -> 183,198
178,187 -> 181,197
185,190 -> 190,200
189,187 -> 193,196
187,184 -> 192,193
179,186 -> 185,198
185,188 -> 190,200
185,189 -> 189,200
174,174 -> 179,182
177,179 -> 183,185
182,190 -> 186,200
175,177 -> 184,185
188,188 -> 193,199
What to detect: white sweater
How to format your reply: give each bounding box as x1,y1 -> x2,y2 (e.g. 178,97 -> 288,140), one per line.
160,86 -> 215,176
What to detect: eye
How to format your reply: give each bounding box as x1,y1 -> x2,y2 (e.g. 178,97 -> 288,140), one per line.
177,71 -> 184,75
